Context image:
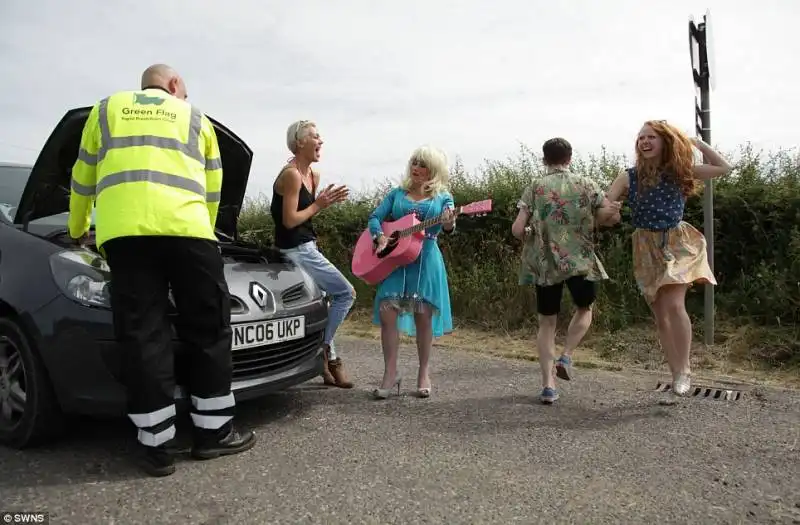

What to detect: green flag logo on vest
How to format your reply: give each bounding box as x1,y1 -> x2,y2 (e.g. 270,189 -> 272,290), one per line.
133,93 -> 165,106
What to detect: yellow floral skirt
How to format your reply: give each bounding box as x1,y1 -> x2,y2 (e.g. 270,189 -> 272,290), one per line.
632,221 -> 717,305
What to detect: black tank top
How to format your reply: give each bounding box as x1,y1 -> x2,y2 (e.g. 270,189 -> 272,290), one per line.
270,169 -> 317,249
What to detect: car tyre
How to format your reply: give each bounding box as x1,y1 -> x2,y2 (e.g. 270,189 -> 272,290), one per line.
0,317 -> 65,448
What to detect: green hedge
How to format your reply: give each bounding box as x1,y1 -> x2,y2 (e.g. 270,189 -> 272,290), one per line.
237,144 -> 800,364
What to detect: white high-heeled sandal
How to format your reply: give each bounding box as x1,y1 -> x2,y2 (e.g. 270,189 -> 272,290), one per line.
372,376 -> 402,399
672,373 -> 691,396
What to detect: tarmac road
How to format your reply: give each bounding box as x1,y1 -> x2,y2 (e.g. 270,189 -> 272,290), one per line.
1,337 -> 799,524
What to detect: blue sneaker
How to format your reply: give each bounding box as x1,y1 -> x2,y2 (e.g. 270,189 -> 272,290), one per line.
540,387 -> 559,405
555,355 -> 573,381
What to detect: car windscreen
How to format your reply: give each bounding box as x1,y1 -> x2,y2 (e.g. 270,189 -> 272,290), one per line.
0,164 -> 95,226
0,165 -> 32,222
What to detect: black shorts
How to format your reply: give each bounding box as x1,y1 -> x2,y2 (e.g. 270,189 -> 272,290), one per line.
535,275 -> 596,316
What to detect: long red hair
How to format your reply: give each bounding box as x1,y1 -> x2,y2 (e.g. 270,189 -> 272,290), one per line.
634,120 -> 699,198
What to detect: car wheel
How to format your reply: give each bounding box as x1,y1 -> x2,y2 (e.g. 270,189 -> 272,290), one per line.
0,318 -> 64,448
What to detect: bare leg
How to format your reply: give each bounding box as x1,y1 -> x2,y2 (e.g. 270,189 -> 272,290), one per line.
562,307 -> 592,357
554,306 -> 592,381
379,307 -> 400,389
653,284 -> 692,395
664,285 -> 692,376
651,300 -> 677,376
537,314 -> 558,390
414,308 -> 433,394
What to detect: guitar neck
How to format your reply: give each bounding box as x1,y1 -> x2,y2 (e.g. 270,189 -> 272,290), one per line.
388,198 -> 491,239
397,211 -> 453,238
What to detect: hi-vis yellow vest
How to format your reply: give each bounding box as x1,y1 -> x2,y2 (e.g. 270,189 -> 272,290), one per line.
68,88 -> 223,248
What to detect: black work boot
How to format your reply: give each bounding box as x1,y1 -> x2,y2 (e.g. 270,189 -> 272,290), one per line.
135,443 -> 176,477
191,425 -> 257,460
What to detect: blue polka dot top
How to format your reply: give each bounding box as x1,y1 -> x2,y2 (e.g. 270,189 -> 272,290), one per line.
627,167 -> 685,230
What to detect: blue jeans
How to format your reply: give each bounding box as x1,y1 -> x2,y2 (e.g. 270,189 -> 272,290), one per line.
279,241 -> 355,360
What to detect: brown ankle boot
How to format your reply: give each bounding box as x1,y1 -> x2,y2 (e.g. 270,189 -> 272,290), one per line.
327,358 -> 354,388
321,346 -> 336,386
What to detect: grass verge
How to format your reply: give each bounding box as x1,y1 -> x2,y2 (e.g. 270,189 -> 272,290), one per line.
338,310 -> 800,389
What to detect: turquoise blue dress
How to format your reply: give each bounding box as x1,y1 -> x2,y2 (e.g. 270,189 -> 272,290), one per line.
367,187 -> 455,337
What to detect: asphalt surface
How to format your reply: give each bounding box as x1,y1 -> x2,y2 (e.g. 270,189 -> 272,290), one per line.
1,337 -> 799,525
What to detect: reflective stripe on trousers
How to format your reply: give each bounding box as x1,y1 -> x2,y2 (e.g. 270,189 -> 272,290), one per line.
74,96 -> 222,202
190,392 -> 236,430
129,404 -> 177,447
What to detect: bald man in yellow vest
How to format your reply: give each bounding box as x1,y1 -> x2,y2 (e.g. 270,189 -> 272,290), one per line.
68,64 -> 255,477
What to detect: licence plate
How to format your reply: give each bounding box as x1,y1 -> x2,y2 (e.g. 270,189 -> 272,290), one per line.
232,316 -> 305,350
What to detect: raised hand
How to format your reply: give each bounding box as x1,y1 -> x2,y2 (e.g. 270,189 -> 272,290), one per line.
316,184 -> 350,209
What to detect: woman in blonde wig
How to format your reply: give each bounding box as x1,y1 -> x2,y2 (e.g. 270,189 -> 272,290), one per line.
606,120 -> 732,397
366,145 -> 456,400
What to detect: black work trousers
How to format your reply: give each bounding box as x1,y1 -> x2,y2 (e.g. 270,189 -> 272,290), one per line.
103,236 -> 235,448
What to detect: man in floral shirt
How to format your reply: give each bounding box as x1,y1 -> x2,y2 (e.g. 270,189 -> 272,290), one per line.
511,138 -> 621,404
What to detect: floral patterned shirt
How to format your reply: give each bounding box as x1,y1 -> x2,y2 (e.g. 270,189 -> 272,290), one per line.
517,167 -> 609,286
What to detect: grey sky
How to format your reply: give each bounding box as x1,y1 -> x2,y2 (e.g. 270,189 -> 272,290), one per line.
1,0 -> 798,199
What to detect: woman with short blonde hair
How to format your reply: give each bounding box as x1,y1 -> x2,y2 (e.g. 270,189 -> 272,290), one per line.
270,120 -> 355,388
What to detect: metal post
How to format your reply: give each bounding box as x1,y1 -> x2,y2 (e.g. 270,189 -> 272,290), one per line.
689,14 -> 714,345
700,73 -> 714,346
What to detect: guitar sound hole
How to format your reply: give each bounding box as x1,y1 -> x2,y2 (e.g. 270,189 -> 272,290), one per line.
377,234 -> 400,259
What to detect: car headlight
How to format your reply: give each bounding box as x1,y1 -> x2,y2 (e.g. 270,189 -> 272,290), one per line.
49,249 -> 112,308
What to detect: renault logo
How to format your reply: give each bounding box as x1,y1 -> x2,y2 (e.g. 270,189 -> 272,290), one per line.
249,282 -> 271,310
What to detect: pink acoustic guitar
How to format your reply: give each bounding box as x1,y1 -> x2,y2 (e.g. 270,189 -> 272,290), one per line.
351,199 -> 493,285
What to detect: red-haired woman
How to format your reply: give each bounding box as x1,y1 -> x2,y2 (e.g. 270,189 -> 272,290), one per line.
606,120 -> 732,397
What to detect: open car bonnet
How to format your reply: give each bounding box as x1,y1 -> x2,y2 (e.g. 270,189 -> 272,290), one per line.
13,106 -> 253,238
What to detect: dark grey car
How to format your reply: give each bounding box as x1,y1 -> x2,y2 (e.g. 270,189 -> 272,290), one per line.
0,107 -> 328,449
